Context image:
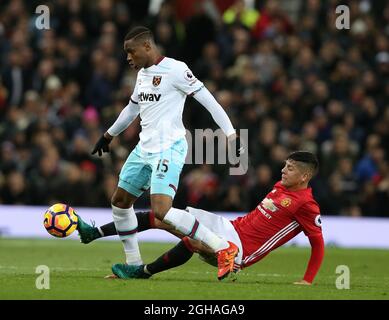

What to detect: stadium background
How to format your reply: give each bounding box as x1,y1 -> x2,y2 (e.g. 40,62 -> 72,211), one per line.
0,0 -> 388,218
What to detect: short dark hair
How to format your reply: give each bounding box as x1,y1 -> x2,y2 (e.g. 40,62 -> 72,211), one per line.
124,26 -> 153,42
287,151 -> 319,175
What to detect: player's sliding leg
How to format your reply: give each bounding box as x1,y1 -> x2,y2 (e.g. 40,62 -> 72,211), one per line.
102,211 -> 240,280
78,207 -> 238,280
111,237 -> 195,279
76,216 -> 102,243
146,140 -> 238,280
111,237 -> 239,280
151,195 -> 239,280
77,211 -> 153,244
107,200 -> 238,280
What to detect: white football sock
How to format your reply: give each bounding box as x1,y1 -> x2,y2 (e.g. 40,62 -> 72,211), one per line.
112,205 -> 142,266
163,208 -> 229,252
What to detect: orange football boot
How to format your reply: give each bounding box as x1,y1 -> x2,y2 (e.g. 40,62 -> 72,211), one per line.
216,241 -> 239,280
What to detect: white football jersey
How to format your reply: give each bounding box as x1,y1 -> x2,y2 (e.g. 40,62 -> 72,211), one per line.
131,57 -> 204,153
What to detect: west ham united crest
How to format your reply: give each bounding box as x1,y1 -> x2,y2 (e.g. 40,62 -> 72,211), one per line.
152,76 -> 162,87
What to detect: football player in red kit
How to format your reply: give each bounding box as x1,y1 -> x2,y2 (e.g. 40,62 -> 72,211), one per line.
77,151 -> 324,284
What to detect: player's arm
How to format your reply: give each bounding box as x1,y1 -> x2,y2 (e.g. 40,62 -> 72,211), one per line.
192,87 -> 235,138
293,203 -> 324,285
91,99 -> 140,156
173,63 -> 244,156
192,87 -> 245,157
192,87 -> 245,156
106,99 -> 140,137
294,233 -> 324,285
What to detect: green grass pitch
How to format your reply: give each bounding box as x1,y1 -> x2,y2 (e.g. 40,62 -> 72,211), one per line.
0,238 -> 388,300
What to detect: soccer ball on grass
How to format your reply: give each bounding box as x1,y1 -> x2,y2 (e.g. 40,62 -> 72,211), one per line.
43,203 -> 78,238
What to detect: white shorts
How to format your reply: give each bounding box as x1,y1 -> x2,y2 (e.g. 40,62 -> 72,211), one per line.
185,206 -> 243,265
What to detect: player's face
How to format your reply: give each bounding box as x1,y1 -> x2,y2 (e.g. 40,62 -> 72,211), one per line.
124,39 -> 149,70
280,160 -> 308,189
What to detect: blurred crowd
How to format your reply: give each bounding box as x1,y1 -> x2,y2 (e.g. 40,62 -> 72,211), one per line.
0,0 -> 388,217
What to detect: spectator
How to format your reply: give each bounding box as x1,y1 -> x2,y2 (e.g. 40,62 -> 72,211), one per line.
248,164 -> 273,209
222,184 -> 246,212
0,170 -> 31,204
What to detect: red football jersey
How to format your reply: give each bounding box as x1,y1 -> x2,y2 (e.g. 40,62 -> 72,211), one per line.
231,181 -> 322,268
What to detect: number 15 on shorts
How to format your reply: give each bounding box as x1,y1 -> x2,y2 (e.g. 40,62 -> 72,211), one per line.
157,159 -> 169,173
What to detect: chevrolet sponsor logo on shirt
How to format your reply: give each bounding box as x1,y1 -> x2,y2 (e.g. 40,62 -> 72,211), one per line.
261,198 -> 278,212
257,198 -> 278,219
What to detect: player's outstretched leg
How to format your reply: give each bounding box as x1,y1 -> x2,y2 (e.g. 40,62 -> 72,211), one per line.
109,237 -> 240,281
111,264 -> 151,279
161,206 -> 239,280
110,237 -> 195,279
77,211 -> 154,244
77,215 -> 102,244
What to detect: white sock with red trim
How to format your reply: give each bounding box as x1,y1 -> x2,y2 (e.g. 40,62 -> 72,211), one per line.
163,208 -> 228,252
112,205 -> 142,265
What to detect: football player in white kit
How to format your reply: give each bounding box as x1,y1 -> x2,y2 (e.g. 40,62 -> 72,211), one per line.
91,26 -> 243,280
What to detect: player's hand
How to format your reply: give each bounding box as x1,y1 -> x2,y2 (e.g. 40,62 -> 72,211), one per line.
228,133 -> 245,158
91,133 -> 112,156
293,280 -> 312,286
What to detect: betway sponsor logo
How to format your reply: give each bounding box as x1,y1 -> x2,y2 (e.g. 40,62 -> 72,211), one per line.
138,92 -> 161,102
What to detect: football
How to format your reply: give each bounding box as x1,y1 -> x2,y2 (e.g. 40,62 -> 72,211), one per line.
43,203 -> 79,238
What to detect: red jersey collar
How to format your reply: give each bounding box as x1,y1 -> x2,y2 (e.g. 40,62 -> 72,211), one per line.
275,181 -> 311,193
